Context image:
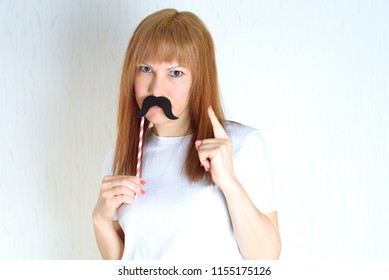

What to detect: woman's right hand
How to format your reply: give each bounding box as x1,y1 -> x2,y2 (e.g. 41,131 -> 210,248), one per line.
93,175 -> 145,223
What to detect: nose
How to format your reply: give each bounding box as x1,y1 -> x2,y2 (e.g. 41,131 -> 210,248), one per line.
149,74 -> 166,97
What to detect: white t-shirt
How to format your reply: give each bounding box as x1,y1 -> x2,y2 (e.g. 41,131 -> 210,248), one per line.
102,122 -> 276,260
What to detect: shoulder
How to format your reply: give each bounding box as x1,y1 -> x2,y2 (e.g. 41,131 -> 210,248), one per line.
225,121 -> 265,154
102,148 -> 115,176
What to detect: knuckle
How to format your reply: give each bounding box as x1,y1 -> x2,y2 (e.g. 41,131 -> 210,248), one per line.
223,139 -> 232,147
101,191 -> 111,201
119,178 -> 130,187
121,185 -> 133,194
118,178 -> 126,185
114,185 -> 128,195
102,175 -> 114,183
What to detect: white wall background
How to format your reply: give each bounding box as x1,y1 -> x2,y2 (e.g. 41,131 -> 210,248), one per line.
1,0 -> 388,259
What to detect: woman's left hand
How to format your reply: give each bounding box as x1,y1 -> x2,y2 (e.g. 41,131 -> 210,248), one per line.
195,106 -> 239,189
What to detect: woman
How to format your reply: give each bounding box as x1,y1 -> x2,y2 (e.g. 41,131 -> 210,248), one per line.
93,8 -> 281,260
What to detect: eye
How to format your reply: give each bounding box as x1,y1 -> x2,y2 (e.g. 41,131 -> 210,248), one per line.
139,65 -> 153,73
169,70 -> 184,77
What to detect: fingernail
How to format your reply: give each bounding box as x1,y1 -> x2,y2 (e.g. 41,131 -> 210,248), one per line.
140,189 -> 145,195
140,180 -> 145,185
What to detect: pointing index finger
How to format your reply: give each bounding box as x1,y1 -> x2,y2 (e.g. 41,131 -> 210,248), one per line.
208,105 -> 228,139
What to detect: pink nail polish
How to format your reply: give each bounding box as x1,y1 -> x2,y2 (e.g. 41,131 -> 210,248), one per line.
140,180 -> 145,185
140,189 -> 145,195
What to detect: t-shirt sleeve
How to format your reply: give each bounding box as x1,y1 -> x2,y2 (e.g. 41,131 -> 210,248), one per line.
101,149 -> 119,221
102,149 -> 115,177
233,130 -> 277,214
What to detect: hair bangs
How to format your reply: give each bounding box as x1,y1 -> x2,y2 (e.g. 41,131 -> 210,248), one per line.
133,20 -> 196,69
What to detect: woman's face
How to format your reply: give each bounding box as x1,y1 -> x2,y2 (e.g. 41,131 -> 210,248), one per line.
134,60 -> 192,127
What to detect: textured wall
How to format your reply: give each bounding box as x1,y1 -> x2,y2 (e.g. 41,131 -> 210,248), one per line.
0,0 -> 388,259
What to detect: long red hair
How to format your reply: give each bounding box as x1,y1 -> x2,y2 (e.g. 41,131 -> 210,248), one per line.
113,9 -> 225,183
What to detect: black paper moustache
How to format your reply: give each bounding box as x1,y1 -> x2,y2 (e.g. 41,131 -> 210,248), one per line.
134,96 -> 179,120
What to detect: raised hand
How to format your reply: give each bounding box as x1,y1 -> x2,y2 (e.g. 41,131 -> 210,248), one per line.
195,106 -> 238,189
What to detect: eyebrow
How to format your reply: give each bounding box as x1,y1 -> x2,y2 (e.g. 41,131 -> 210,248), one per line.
141,63 -> 154,69
141,63 -> 185,71
167,65 -> 183,71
